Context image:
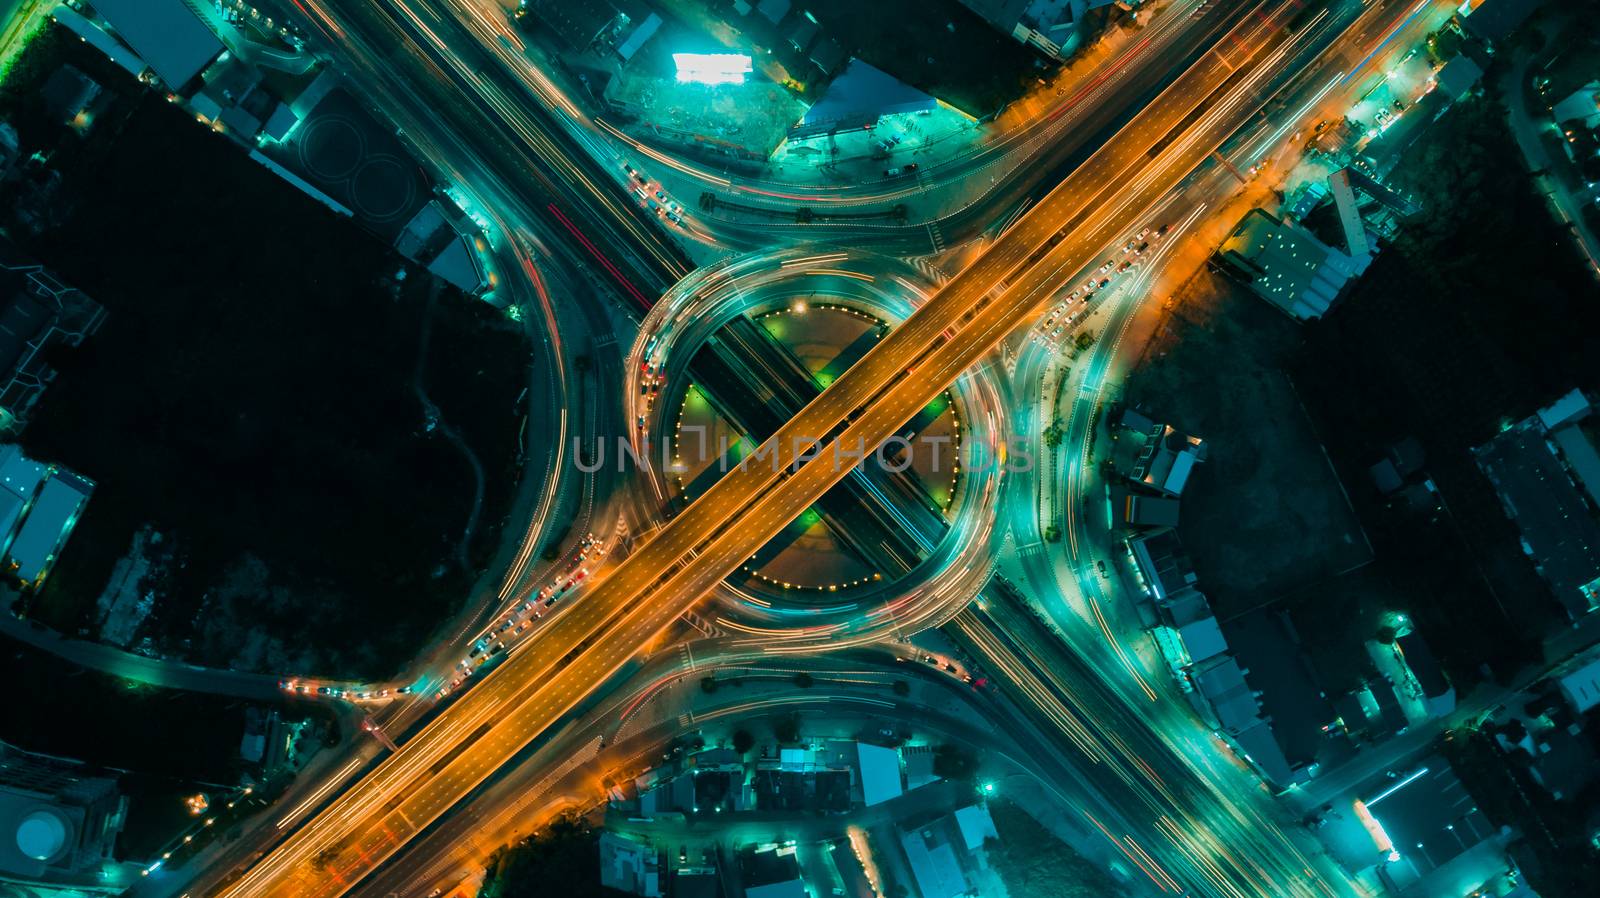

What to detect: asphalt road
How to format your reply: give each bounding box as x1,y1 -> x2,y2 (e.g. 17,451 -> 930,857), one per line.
211,1 -> 1384,894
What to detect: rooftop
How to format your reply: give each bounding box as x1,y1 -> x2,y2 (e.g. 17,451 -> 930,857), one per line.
90,0 -> 225,90
1474,418 -> 1600,618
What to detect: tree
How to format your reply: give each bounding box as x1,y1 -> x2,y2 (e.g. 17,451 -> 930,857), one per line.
932,743 -> 979,781
1042,421 -> 1063,448
732,729 -> 754,754
700,677 -> 719,694
1042,524 -> 1061,543
794,671 -> 814,688
892,679 -> 911,696
773,711 -> 802,745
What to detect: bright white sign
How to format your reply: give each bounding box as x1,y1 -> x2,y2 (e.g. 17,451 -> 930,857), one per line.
673,53 -> 753,86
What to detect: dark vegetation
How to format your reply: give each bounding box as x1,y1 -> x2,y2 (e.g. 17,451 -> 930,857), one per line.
0,637 -> 323,781
481,816 -> 628,898
1290,93 -> 1600,687
1,25 -> 527,678
986,799 -> 1126,898
1446,727 -> 1600,898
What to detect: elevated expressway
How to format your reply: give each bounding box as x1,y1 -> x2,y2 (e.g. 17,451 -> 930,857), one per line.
216,2 -> 1365,895
622,249 -> 1009,649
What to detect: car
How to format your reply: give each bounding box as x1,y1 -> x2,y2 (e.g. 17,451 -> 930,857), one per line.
519,619 -> 532,631
1097,260 -> 1113,273
903,162 -> 918,172
396,685 -> 410,695
1135,227 -> 1150,240
1123,239 -> 1136,252
1098,278 -> 1110,288
1117,260 -> 1132,272
1051,326 -> 1063,337
317,686 -> 330,695
1067,289 -> 1081,300
884,167 -> 900,176
1135,241 -> 1149,254
1156,223 -> 1170,236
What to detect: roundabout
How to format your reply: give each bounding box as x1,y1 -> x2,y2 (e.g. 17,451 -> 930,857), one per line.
622,248 -> 1014,650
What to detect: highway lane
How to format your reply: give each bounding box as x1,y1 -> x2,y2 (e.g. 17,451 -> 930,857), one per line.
291,0 -> 688,302
355,644 -> 1155,898
214,1 -> 1393,894
412,0 -> 1241,254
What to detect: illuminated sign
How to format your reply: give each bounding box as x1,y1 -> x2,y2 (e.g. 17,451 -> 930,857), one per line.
673,53 -> 752,86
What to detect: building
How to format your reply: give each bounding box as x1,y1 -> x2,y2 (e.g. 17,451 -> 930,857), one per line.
1218,209 -> 1368,319
1129,426 -> 1206,497
51,7 -> 149,81
87,0 -> 225,92
1127,529 -> 1198,601
1112,407 -> 1206,497
855,741 -> 903,807
1473,390 -> 1600,619
599,830 -> 661,897
1369,437 -> 1425,496
0,239 -> 106,433
0,444 -> 47,558
1460,0 -> 1545,46
1356,760 -> 1496,893
40,66 -> 103,131
8,467 -> 95,587
740,844 -> 806,898
957,0 -> 1111,62
898,803 -> 999,898
1434,54 -> 1484,101
789,59 -> 937,139
1111,486 -> 1180,528
395,200 -> 491,294
1556,652 -> 1600,714
0,740 -> 128,890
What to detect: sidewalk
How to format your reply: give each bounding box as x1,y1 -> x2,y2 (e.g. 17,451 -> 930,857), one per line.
1,603 -> 289,700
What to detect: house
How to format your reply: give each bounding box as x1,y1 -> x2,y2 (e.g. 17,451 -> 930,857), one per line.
899,803 -> 999,898
599,831 -> 661,897
40,66 -> 102,131
1128,529 -> 1198,601
1129,426 -> 1207,497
